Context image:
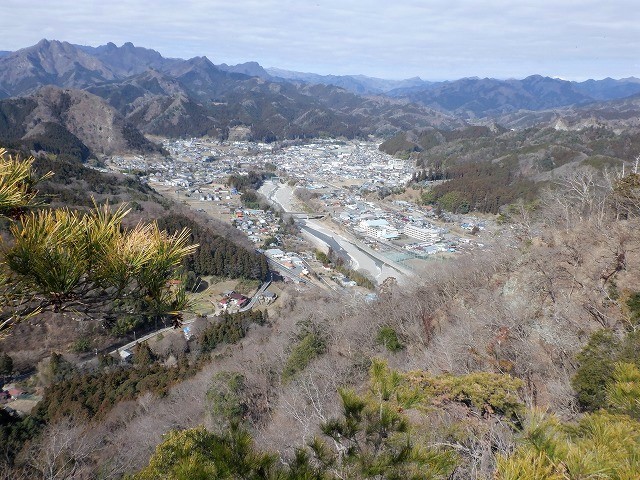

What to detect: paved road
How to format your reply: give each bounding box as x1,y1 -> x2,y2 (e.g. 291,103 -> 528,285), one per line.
111,278 -> 272,356
110,318 -> 198,356
239,277 -> 272,311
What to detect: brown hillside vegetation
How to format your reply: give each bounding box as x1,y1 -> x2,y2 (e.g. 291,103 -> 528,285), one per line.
2,156 -> 640,478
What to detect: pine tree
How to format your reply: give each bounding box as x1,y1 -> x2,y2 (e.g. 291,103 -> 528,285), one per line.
0,352 -> 13,376
0,148 -> 197,337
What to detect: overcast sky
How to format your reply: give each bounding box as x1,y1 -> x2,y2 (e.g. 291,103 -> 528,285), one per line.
3,0 -> 639,80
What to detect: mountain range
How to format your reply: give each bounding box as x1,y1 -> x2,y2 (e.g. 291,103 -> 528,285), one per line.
0,40 -> 465,156
1,39 -> 640,159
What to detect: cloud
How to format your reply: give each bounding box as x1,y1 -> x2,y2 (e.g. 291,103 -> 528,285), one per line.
2,0 -> 639,79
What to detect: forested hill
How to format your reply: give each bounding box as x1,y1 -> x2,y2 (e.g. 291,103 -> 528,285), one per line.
0,147 -> 269,370
156,213 -> 269,281
382,124 -> 640,214
29,152 -> 268,279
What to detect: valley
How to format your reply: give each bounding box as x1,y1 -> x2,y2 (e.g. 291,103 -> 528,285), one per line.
108,136 -> 491,290
1,32 -> 640,480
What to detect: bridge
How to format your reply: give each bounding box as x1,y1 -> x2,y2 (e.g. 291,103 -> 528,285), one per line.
287,212 -> 327,219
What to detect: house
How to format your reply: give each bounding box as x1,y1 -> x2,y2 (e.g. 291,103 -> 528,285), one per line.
264,248 -> 285,259
338,276 -> 357,287
261,291 -> 277,304
229,292 -> 250,307
6,387 -> 23,399
119,349 -> 133,361
220,292 -> 250,310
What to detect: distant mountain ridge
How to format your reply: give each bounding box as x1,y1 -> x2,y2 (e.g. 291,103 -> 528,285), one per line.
0,39 -> 464,145
218,61 -> 272,79
265,68 -> 432,95
265,68 -> 640,115
74,41 -> 182,77
0,39 -> 120,97
1,39 -> 640,146
385,75 -> 640,118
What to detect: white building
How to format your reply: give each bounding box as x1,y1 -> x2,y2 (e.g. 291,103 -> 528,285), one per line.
359,219 -> 400,240
404,224 -> 441,242
264,248 -> 285,259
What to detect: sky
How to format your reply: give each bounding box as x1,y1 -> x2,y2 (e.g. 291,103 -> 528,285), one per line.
2,0 -> 639,81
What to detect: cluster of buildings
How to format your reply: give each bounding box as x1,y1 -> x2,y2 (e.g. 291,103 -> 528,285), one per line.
1,383 -> 40,415
326,194 -> 447,245
106,137 -> 492,271
263,248 -> 310,279
218,291 -> 250,310
107,139 -> 273,188
316,193 -> 488,259
108,138 -> 412,200
354,218 -> 445,243
232,208 -> 281,245
253,140 -> 413,191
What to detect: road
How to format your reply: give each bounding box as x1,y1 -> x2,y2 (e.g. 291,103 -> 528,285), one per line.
265,257 -> 312,284
110,317 -> 198,356
239,277 -> 272,311
111,277 -> 272,356
259,181 -> 413,285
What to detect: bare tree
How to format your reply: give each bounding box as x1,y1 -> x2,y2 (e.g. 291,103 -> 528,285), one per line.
28,418 -> 101,480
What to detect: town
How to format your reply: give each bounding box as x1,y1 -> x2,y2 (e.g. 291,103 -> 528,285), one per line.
107,137 -> 492,292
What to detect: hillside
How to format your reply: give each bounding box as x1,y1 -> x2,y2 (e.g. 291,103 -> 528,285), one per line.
0,86 -> 163,159
494,91 -> 640,130
381,122 -> 640,214
2,158 -> 640,478
0,149 -> 268,363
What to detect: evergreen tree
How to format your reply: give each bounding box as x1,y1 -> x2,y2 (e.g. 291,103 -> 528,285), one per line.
0,148 -> 197,337
0,352 -> 13,376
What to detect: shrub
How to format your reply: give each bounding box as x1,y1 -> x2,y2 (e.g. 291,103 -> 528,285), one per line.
0,352 -> 13,375
71,338 -> 91,353
376,326 -> 404,352
571,329 -> 640,412
606,362 -> 640,419
626,292 -> 640,328
403,366 -> 525,422
282,333 -> 325,382
571,330 -> 619,411
199,310 -> 265,353
496,410 -> 640,479
206,372 -> 248,430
